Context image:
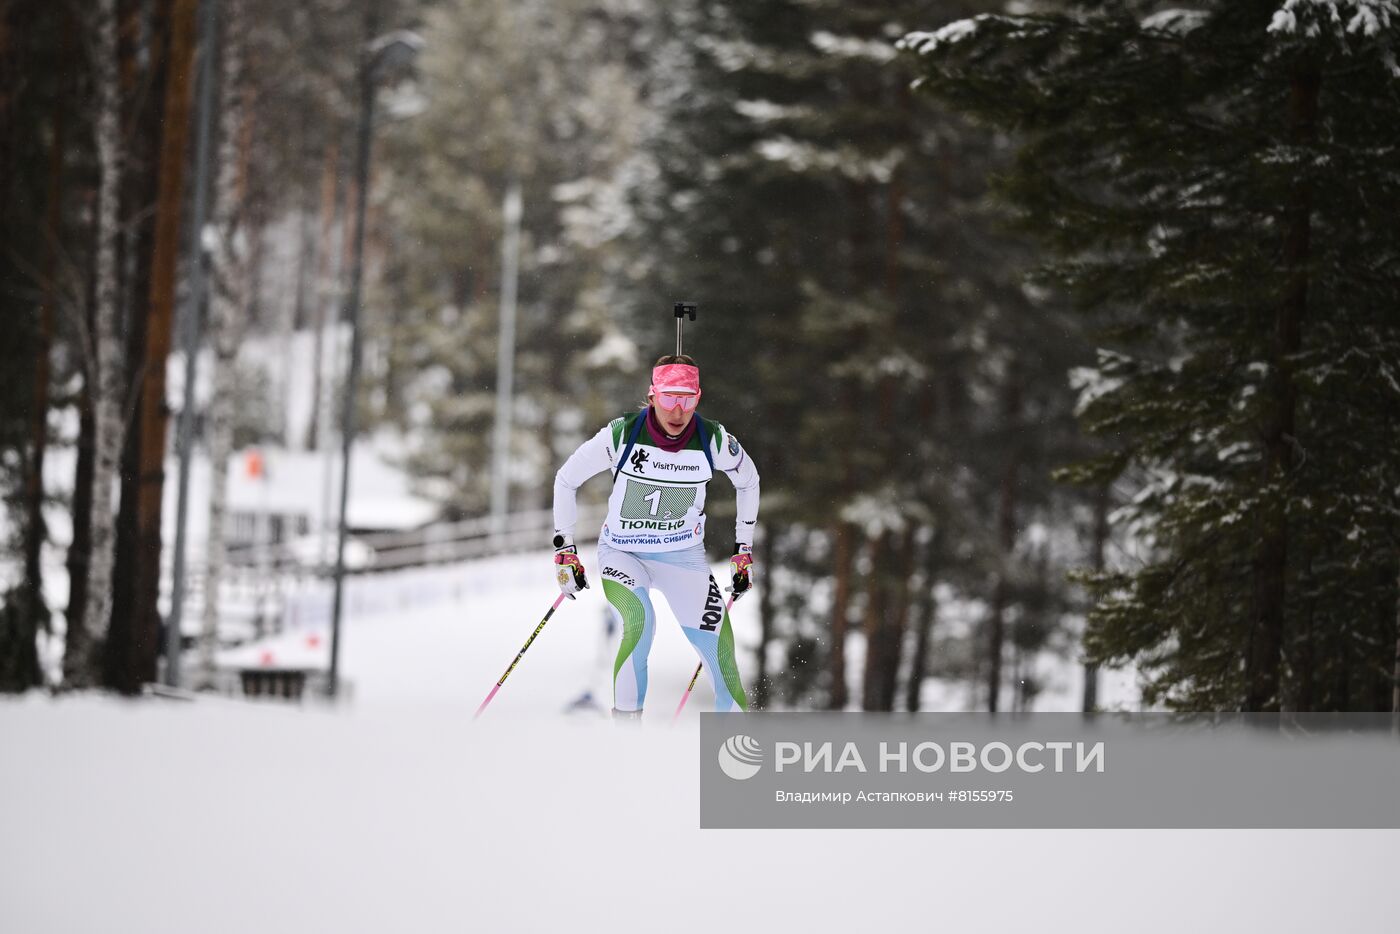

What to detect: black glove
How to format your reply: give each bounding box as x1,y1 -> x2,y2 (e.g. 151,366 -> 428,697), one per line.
729,543 -> 754,597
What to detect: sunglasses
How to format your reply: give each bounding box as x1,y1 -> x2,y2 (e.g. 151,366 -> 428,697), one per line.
655,391 -> 699,412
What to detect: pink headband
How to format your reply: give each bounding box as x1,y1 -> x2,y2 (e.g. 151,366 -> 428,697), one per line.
650,363 -> 700,396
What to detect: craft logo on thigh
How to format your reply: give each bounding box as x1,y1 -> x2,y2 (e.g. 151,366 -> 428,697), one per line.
603,566 -> 636,588
701,576 -> 724,631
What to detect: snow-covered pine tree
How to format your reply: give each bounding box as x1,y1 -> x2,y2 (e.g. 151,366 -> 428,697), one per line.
906,0 -> 1400,710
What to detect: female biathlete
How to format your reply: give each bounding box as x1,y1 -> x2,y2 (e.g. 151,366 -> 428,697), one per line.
551,355 -> 759,719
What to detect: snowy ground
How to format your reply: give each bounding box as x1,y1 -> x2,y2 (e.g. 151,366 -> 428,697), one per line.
3,696 -> 1396,933
4,551 -> 1396,931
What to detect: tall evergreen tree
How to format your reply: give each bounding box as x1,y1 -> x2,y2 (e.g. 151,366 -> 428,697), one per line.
906,0 -> 1400,710
0,0 -> 74,690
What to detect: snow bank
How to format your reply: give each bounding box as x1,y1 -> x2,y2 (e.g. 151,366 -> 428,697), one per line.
1,695 -> 1395,933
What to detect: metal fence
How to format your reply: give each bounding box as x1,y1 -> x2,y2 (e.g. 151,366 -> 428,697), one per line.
160,505 -> 607,638
351,505 -> 605,571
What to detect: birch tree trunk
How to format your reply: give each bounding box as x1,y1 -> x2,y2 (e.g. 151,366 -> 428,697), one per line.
198,0 -> 251,686
66,0 -> 123,688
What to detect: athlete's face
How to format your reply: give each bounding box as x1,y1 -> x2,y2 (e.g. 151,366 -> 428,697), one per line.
652,393 -> 697,435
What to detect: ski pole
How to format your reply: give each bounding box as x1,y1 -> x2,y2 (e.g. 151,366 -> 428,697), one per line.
672,593 -> 736,722
474,592 -> 568,719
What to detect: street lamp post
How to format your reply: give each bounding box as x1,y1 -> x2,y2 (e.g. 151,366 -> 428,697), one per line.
327,21 -> 423,699
165,0 -> 220,688
489,179 -> 522,538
